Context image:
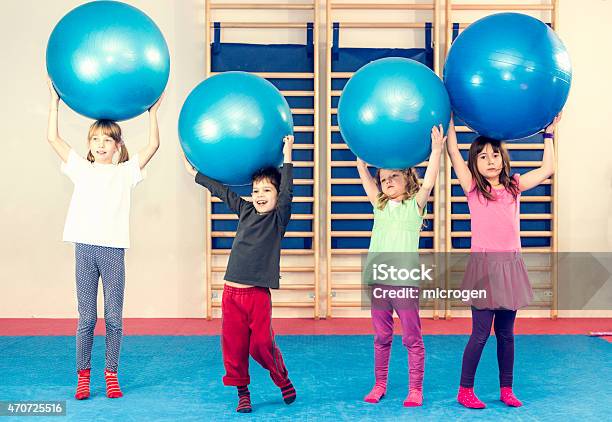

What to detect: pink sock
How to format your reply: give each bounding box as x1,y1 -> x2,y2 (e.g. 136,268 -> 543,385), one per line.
75,369 -> 90,400
403,389 -> 423,407
457,386 -> 486,409
500,387 -> 522,407
364,383 -> 386,403
105,370 -> 123,398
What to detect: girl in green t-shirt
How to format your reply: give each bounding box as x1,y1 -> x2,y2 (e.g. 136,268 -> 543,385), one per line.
357,124 -> 446,407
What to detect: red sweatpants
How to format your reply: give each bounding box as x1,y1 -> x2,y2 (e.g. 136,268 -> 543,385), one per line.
221,285 -> 290,387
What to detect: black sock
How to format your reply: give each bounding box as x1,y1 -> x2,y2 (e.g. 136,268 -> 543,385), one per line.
281,382 -> 296,404
236,385 -> 252,413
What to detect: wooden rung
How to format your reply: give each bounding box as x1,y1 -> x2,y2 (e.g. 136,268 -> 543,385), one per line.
451,231 -> 552,237
450,247 -> 552,253
451,213 -> 552,220
332,213 -> 434,220
212,249 -> 314,255
212,213 -> 313,220
213,301 -> 314,308
450,266 -> 553,273
331,160 -> 428,167
450,179 -> 551,185
212,231 -> 313,238
292,161 -> 315,167
331,267 -> 361,273
331,248 -> 434,254
447,160 -> 545,167
331,72 -> 354,78
451,196 -> 551,202
211,197 -> 314,203
331,284 -> 363,290
281,90 -> 314,97
212,284 -> 315,290
295,126 -> 315,132
293,144 -> 315,150
329,301 -> 364,308
210,3 -> 315,11
212,267 -> 314,273
333,22 -> 428,29
294,179 -> 315,184
208,22 -> 311,29
333,231 -> 434,237
211,72 -> 314,78
451,4 -> 553,11
457,143 -> 545,150
291,108 -> 315,115
331,195 -> 433,202
332,178 -> 426,185
332,3 -> 434,10
330,90 -> 342,96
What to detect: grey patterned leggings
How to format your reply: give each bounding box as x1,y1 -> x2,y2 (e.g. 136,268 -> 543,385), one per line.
75,243 -> 125,372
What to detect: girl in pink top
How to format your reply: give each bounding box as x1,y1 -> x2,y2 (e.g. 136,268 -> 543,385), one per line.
446,113 -> 561,409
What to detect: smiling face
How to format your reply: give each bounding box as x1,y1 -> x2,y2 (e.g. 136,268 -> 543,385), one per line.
252,178 -> 278,213
88,130 -> 119,164
475,143 -> 503,180
378,169 -> 409,200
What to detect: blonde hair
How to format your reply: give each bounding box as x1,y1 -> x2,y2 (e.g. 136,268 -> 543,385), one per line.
374,168 -> 420,210
86,120 -> 129,164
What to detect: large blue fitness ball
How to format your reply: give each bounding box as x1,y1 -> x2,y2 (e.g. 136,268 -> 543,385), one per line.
46,1 -> 169,121
338,57 -> 450,169
443,13 -> 572,140
179,72 -> 293,185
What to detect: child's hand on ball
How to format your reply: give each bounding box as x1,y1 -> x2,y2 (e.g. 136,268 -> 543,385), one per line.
431,124 -> 447,152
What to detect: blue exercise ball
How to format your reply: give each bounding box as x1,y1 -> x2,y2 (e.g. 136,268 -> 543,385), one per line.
338,57 -> 450,169
46,1 -> 169,121
179,72 -> 293,185
443,13 -> 571,140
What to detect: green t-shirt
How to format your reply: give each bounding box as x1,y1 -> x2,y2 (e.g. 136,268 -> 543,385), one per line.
363,197 -> 426,287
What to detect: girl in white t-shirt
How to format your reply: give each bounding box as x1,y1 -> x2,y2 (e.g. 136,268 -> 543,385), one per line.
46,79 -> 163,400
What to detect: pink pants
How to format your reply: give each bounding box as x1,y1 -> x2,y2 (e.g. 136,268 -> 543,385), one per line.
370,285 -> 425,390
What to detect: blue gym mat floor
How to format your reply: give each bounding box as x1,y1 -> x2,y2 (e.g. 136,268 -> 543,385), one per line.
0,334 -> 610,421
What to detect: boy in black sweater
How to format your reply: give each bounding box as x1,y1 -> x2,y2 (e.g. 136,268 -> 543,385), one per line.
183,135 -> 295,413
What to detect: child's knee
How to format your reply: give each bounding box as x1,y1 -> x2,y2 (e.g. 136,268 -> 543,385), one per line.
374,331 -> 393,347
402,333 -> 424,350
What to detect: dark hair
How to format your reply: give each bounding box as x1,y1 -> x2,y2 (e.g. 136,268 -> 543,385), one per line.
252,167 -> 281,191
467,136 -> 519,201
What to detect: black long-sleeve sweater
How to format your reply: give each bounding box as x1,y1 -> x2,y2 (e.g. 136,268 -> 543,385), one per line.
195,164 -> 293,289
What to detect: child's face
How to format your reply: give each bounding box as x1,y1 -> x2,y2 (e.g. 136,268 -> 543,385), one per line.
476,143 -> 503,179
89,130 -> 119,164
252,178 -> 278,213
379,169 -> 408,200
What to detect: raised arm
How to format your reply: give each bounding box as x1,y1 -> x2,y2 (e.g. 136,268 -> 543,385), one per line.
183,151 -> 247,215
47,78 -> 71,163
518,113 -> 561,192
357,158 -> 379,206
181,152 -> 198,177
138,93 -> 164,170
277,135 -> 294,227
415,124 -> 446,211
446,116 -> 473,193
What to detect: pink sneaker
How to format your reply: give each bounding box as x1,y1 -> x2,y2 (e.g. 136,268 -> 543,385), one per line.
403,389 -> 423,407
457,386 -> 485,409
500,387 -> 523,407
364,385 -> 386,403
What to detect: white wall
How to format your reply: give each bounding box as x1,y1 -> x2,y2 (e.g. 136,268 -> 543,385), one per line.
0,0 -> 610,318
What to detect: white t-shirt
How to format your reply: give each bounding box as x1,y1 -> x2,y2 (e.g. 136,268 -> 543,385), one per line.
61,149 -> 143,248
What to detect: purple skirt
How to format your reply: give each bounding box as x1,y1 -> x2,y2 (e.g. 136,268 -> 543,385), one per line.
460,249 -> 533,310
